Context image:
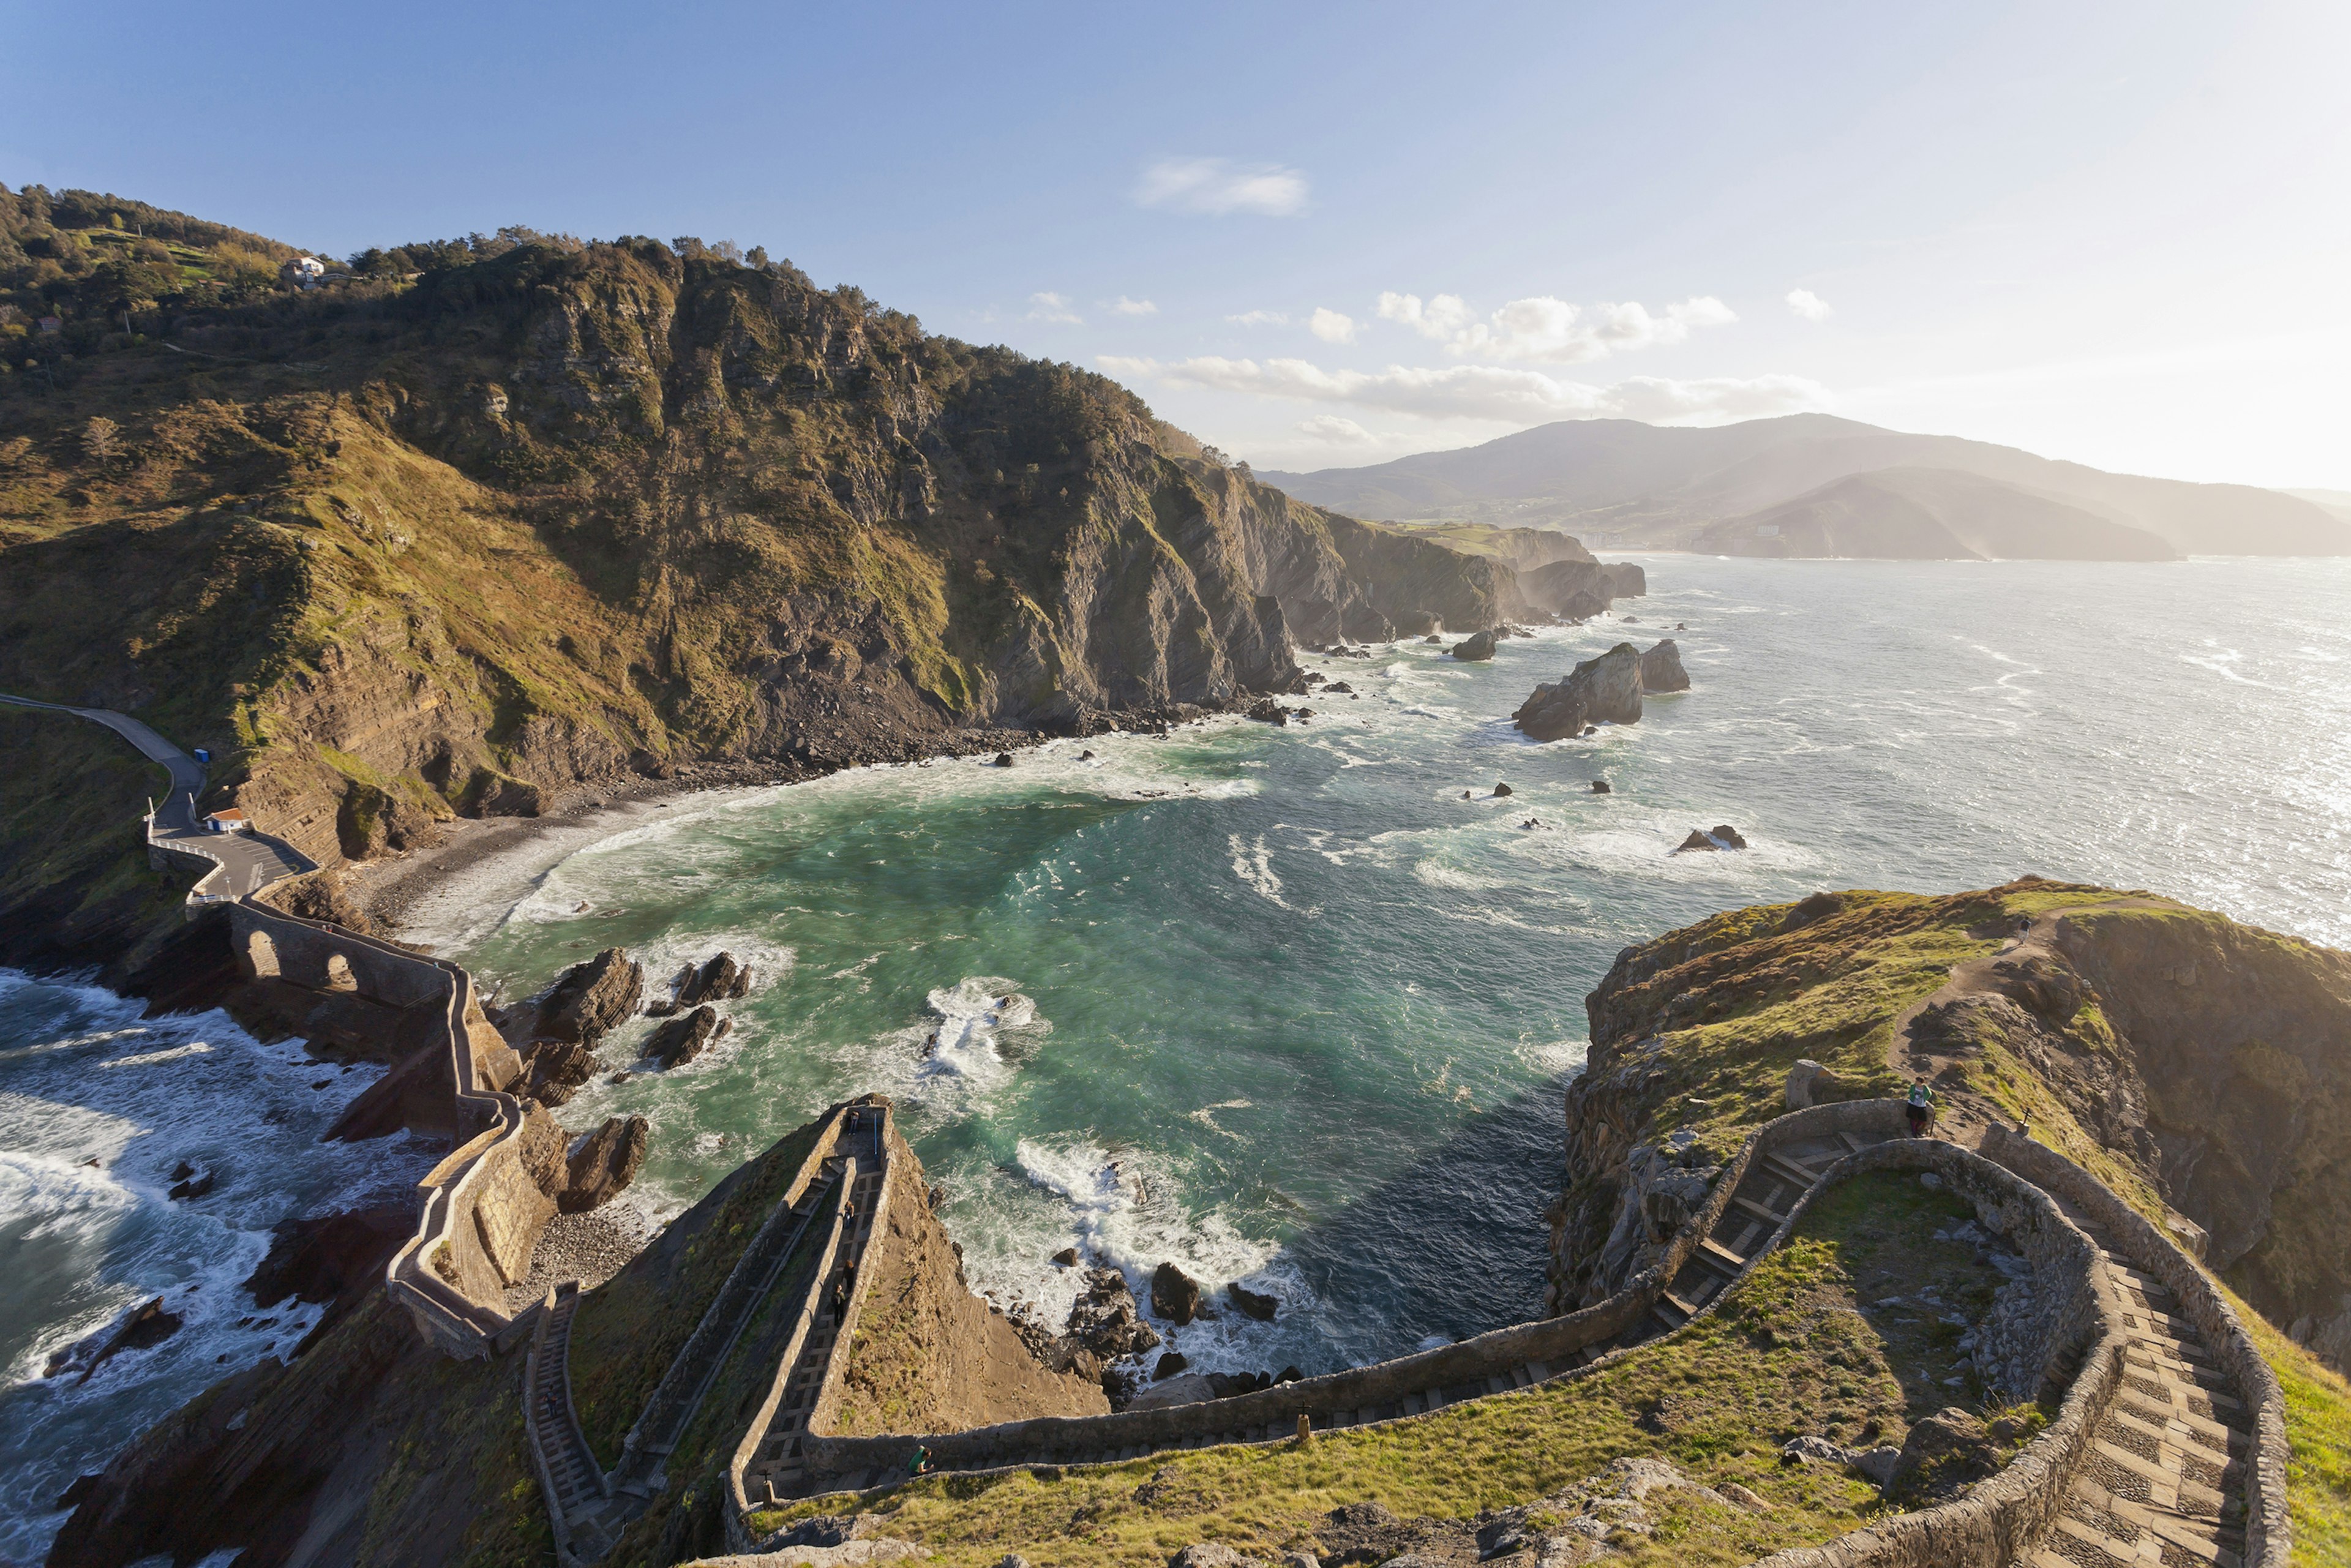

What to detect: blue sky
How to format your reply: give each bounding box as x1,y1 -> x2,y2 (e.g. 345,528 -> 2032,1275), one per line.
5,0 -> 2345,486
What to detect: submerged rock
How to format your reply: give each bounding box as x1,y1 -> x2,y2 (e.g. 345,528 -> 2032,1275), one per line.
48,1297 -> 183,1384
1227,1281 -> 1278,1321
1512,643 -> 1643,742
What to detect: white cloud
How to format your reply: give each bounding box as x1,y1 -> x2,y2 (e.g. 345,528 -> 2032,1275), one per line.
1226,309 -> 1291,326
1108,296 -> 1159,317
1134,157 -> 1309,217
1308,307 -> 1357,344
1786,288 -> 1834,321
1376,291 -> 1736,363
1297,415 -> 1378,446
1028,291 -> 1082,324
1097,354 -> 1829,427
1377,291 -> 1475,339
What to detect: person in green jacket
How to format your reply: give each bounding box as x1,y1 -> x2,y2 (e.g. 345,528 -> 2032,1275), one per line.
1905,1077 -> 1937,1136
907,1444 -> 934,1477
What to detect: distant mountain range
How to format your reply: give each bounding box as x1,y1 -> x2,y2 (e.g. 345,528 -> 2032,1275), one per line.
1261,414 -> 2350,559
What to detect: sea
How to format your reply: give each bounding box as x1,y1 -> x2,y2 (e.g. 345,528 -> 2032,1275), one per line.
4,553 -> 2347,1555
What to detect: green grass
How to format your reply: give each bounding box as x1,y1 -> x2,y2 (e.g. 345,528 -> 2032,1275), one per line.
746,1172 -> 2033,1568
2229,1294 -> 2351,1567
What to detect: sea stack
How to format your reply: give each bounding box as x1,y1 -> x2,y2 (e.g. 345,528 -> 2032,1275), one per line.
1640,640 -> 1690,694
1512,643 -> 1644,742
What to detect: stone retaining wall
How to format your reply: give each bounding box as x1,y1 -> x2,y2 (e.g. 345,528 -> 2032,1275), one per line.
228,900 -> 537,1357
1981,1125 -> 2293,1567
793,1099 -> 1912,1485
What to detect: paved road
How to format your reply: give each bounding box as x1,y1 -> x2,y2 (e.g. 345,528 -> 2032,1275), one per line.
0,691 -> 316,898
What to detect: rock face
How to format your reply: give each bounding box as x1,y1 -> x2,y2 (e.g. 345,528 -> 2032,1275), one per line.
1638,639 -> 1690,693
647,1004 -> 728,1067
243,1206 -> 413,1337
1150,1260 -> 1205,1324
1449,629 -> 1498,661
1885,1406 -> 1998,1501
534,948 -> 643,1044
1511,643 -> 1643,741
562,1116 -> 649,1212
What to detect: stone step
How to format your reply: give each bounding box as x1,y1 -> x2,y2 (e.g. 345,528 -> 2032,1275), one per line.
1732,1195 -> 1790,1228
2111,1398 -> 2247,1457
2090,1438 -> 2227,1517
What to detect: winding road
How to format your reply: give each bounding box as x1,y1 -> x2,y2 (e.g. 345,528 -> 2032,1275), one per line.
0,691 -> 315,898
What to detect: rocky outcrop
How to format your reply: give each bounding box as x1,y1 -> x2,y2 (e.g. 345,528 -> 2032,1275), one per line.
1674,825 -> 1747,852
1067,1268 -> 1163,1360
1638,639 -> 1689,692
1449,629 -> 1498,661
676,951 -> 753,1006
563,1114 -> 650,1212
1149,1261 -> 1205,1326
1510,643 -> 1643,741
648,1003 -> 729,1067
534,947 -> 644,1044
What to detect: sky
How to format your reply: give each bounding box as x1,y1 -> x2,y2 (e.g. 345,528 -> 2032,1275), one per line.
4,0 -> 2346,487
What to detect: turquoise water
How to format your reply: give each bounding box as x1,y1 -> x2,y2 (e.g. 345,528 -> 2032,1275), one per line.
6,553 -> 2350,1550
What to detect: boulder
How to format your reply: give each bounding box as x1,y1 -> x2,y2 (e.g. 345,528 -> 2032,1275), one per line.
535,948 -> 643,1045
1067,1267 -> 1163,1358
1244,697 -> 1289,726
562,1115 -> 648,1212
1174,1544 -> 1269,1568
1782,891 -> 1844,932
1638,639 -> 1691,694
1227,1282 -> 1278,1321
168,1168 -> 215,1201
1591,779 -> 1611,794
647,1004 -> 727,1067
1712,824 -> 1748,849
1675,830 -> 1718,852
1051,1247 -> 1080,1267
1492,782 -> 1512,798
1449,630 -> 1498,661
1420,634 -> 1442,645
1154,1351 -> 1190,1379
992,752 -> 1016,767
1888,1406 -> 1999,1500
1511,643 -> 1643,742
1151,1260 -> 1205,1325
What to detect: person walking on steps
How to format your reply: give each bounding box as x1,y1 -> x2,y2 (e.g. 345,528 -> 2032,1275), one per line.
1905,1076 -> 1937,1137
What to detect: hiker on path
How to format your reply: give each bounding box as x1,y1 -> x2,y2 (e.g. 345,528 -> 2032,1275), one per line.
1905,1077 -> 1937,1136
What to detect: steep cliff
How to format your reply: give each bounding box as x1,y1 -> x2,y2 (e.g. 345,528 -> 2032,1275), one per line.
0,214 -> 1546,979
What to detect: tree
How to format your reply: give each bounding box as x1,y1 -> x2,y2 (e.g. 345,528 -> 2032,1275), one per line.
80,416 -> 120,462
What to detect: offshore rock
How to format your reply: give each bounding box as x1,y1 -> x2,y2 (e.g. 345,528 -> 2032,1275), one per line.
517,1037 -> 598,1106
1638,639 -> 1690,693
534,947 -> 643,1044
1449,629 -> 1498,661
1226,1281 -> 1278,1321
1151,1260 -> 1205,1325
647,1004 -> 728,1067
676,950 -> 752,1005
1511,643 -> 1643,742
1067,1267 -> 1163,1359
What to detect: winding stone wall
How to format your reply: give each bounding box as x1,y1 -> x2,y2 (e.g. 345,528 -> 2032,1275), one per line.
1981,1125 -> 2293,1567
227,899 -> 539,1357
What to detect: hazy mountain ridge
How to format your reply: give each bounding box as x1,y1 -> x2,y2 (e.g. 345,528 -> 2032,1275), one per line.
1263,413 -> 2349,558
1694,467 -> 2180,561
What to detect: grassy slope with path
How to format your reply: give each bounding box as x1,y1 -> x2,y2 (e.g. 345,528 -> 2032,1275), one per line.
748,1173 -> 2030,1568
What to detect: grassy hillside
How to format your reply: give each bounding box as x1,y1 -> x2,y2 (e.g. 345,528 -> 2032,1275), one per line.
0,186 -> 1515,980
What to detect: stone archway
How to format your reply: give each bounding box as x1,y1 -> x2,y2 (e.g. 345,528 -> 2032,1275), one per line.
323,952 -> 358,992
243,928 -> 281,981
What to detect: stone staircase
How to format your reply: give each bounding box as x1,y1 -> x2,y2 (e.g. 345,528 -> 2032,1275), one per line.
2025,1198 -> 2252,1568
742,1144 -> 888,1501
1623,1127 -> 1889,1346
525,1283 -> 620,1564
